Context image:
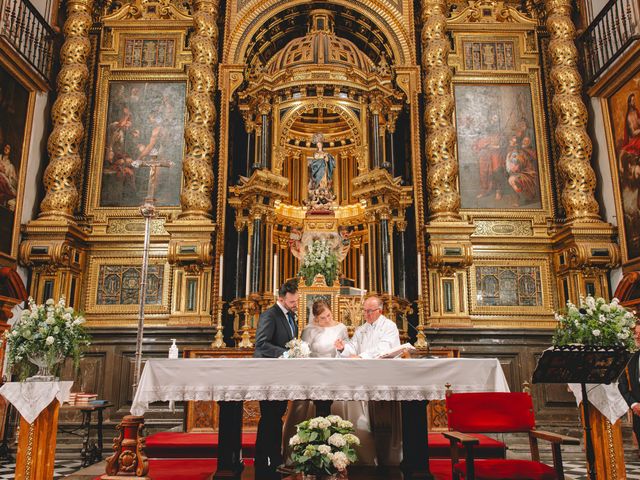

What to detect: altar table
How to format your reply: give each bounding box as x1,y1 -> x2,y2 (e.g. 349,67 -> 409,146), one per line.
132,358 -> 509,479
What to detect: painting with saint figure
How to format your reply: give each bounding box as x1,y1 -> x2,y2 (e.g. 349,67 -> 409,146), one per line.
100,81 -> 186,207
0,65 -> 29,257
607,71 -> 640,262
455,84 -> 542,210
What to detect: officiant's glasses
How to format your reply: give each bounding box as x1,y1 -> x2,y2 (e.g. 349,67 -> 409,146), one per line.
363,308 -> 381,314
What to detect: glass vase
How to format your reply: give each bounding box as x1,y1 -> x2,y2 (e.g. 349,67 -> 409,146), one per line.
26,354 -> 62,382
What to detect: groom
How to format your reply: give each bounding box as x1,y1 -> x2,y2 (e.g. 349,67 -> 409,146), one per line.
254,279 -> 299,478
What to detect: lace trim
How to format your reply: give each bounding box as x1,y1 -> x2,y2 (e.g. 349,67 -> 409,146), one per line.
130,385 -> 484,416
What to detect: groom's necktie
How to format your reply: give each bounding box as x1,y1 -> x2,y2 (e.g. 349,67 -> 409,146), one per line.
287,311 -> 297,338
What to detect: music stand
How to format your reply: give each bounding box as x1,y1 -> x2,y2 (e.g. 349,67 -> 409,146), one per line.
532,346 -> 631,480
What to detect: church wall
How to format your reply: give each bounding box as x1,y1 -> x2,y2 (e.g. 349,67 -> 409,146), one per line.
16,92 -> 50,286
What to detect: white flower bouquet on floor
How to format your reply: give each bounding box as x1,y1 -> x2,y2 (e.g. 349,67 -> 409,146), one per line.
552,296 -> 637,350
289,415 -> 359,477
282,338 -> 311,358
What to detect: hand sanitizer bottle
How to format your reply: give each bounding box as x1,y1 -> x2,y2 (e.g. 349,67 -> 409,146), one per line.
169,339 -> 179,359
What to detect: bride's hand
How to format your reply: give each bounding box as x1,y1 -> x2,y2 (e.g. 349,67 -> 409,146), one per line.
334,338 -> 344,351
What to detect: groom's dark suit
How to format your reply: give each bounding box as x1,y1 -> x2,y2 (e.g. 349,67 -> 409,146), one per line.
254,303 -> 297,475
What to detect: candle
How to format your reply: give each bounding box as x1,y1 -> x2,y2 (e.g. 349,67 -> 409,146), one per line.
273,252 -> 279,297
245,254 -> 251,296
218,255 -> 224,298
417,252 -> 422,297
387,252 -> 393,294
359,253 -> 365,291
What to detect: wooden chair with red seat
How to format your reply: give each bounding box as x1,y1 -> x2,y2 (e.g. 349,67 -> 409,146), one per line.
443,391 -> 580,480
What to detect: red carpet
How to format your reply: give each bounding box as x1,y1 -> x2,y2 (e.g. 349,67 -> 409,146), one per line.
144,431 -> 257,458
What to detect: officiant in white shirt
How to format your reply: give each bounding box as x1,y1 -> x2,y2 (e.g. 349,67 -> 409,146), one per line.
334,295 -> 403,465
335,296 -> 401,358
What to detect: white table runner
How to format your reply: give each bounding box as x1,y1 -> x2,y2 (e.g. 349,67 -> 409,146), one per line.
0,381 -> 73,424
568,382 -> 629,424
131,357 -> 509,416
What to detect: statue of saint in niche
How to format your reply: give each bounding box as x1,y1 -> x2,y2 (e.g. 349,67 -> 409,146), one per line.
306,133 -> 337,211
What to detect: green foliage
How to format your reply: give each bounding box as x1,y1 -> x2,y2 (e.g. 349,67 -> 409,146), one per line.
3,297 -> 91,380
552,296 -> 637,350
289,415 -> 360,475
298,239 -> 340,287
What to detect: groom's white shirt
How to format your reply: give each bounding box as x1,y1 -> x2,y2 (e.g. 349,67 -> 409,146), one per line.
339,315 -> 401,359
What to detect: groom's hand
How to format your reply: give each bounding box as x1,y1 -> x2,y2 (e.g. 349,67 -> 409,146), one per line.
335,339 -> 344,352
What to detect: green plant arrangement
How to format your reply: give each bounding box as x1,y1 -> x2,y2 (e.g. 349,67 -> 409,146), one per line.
3,297 -> 91,380
298,239 -> 340,287
289,415 -> 359,479
552,296 -> 637,351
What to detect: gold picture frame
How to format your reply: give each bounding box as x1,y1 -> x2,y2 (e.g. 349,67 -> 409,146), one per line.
469,257 -> 555,326
297,282 -> 340,332
0,57 -> 37,265
596,49 -> 640,270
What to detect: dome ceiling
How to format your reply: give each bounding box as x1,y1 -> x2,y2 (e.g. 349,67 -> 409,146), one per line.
244,3 -> 394,69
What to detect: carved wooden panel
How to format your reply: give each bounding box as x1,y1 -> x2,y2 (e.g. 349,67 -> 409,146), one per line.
424,348 -> 459,432
183,348 -> 257,432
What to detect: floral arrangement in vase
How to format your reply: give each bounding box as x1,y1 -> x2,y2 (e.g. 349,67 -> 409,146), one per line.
298,239 -> 340,287
552,296 -> 637,351
282,338 -> 311,358
289,415 -> 359,479
3,297 -> 91,380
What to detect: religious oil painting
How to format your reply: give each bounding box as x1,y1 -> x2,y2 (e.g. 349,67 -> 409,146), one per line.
607,70 -> 640,262
99,81 -> 186,208
0,65 -> 30,257
455,84 -> 542,210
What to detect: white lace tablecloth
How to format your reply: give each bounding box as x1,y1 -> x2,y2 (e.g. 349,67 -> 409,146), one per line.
568,382 -> 629,424
131,358 -> 509,416
0,381 -> 73,424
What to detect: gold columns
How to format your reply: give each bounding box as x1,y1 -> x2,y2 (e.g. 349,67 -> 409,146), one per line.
180,0 -> 219,218
421,0 -> 460,222
545,0 -> 600,222
38,0 -> 92,220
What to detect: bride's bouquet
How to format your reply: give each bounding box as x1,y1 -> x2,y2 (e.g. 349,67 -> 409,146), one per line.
289,415 -> 359,478
282,338 -> 311,358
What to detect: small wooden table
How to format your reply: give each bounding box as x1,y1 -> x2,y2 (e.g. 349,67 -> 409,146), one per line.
60,403 -> 112,467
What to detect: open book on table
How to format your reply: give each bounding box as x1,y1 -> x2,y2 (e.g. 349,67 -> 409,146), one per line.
375,343 -> 416,359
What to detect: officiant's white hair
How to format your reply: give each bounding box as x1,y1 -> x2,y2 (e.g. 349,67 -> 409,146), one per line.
367,296 -> 383,309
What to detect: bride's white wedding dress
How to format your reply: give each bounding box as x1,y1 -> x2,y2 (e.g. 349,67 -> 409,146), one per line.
282,323 -> 378,465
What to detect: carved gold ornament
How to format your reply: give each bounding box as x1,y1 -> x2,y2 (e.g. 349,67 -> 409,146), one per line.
421,0 -> 461,221
545,0 -> 600,222
180,0 -> 219,218
39,0 -> 93,220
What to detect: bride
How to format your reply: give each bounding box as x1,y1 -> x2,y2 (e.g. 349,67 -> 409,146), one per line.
282,299 -> 377,465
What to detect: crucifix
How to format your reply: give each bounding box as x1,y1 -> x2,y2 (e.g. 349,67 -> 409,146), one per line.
132,154 -> 174,394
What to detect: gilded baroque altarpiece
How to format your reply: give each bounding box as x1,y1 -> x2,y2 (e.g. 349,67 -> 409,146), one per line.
16,0 -> 619,333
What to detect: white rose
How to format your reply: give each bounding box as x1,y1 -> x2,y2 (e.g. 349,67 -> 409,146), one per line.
601,304 -> 610,313
289,434 -> 301,446
45,336 -> 55,345
317,418 -> 331,429
63,313 -> 72,321
586,297 -> 596,309
337,419 -> 353,429
45,299 -> 54,306
611,298 -> 620,306
328,433 -> 346,448
308,419 -> 319,429
599,314 -> 606,323
331,451 -> 349,471
317,445 -> 331,455
618,332 -> 629,339
344,433 -> 360,445
592,329 -> 601,337
46,317 -> 55,325
326,415 -> 341,424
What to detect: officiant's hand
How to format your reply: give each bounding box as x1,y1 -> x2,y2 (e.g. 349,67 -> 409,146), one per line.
335,339 -> 345,352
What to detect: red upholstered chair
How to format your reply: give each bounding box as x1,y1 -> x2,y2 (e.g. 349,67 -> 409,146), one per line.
444,392 -> 579,480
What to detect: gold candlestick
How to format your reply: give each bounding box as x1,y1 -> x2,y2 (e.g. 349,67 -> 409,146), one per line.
211,300 -> 226,348
414,296 -> 428,348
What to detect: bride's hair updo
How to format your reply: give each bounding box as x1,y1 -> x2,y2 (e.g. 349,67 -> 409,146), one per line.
311,299 -> 331,318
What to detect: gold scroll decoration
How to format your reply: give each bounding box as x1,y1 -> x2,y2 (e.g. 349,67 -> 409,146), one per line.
38,0 -> 92,220
180,0 -> 219,218
545,0 -> 600,222
421,0 -> 461,221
